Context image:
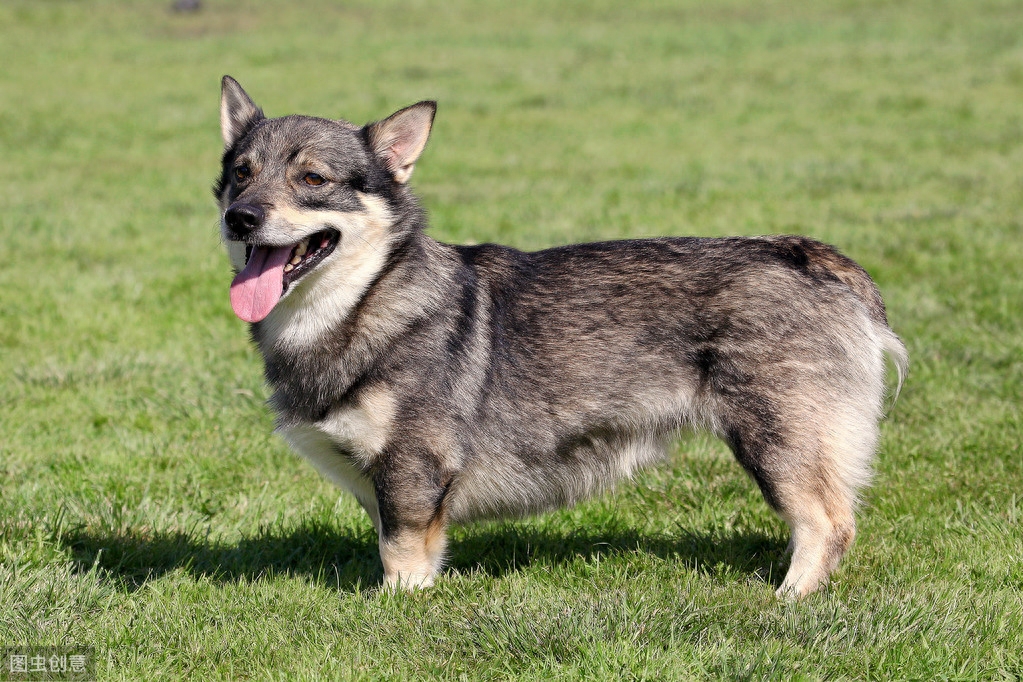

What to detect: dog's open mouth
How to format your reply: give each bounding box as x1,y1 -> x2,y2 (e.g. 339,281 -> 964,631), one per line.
229,229 -> 340,323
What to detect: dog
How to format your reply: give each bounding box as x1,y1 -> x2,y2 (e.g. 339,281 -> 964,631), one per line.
215,76 -> 907,598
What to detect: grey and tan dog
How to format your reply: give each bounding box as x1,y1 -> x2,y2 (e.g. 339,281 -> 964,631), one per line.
215,76 -> 907,597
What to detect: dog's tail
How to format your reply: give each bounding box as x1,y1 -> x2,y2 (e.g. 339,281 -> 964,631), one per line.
770,236 -> 909,408
811,240 -> 908,409
877,325 -> 909,410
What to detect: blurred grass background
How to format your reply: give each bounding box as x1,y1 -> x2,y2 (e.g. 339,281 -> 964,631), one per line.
1,0 -> 1021,679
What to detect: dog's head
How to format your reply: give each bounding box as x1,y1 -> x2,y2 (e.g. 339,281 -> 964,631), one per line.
215,76 -> 435,324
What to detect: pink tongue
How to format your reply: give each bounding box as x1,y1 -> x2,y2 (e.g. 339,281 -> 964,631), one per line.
229,246 -> 294,323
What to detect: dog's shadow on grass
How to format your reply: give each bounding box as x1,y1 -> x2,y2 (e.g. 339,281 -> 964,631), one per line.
63,516 -> 787,594
63,520 -> 383,594
448,522 -> 787,587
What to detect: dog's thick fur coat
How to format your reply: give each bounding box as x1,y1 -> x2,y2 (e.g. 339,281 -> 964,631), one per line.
216,76 -> 907,597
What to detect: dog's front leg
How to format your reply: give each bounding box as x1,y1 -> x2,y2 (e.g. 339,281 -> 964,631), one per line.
378,520 -> 448,590
374,452 -> 452,590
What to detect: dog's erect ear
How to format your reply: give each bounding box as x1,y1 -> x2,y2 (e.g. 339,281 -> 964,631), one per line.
365,101 -> 437,184
220,76 -> 264,148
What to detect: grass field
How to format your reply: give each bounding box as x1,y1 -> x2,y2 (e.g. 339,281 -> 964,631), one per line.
2,0 -> 1022,678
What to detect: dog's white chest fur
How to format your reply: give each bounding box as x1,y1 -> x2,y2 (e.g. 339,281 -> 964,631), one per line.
275,394 -> 396,534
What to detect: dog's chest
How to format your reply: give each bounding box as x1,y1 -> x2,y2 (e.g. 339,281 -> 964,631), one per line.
272,386 -> 396,513
275,412 -> 381,529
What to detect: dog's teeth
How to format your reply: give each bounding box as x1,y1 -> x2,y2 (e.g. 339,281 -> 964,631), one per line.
284,263 -> 294,273
295,241 -> 308,257
290,255 -> 302,265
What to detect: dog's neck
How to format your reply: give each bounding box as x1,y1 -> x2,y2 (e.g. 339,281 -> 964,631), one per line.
255,228 -> 459,424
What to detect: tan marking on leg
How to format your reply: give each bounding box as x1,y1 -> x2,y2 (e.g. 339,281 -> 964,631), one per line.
775,478 -> 857,599
379,510 -> 449,591
423,510 -> 449,576
764,408 -> 874,599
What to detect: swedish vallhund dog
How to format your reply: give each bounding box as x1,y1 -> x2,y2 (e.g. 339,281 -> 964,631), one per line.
216,76 -> 907,598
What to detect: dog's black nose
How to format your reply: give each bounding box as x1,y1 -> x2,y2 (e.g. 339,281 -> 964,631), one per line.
225,203 -> 265,236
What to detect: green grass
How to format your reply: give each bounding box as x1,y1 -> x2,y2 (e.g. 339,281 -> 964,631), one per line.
2,0 -> 1022,678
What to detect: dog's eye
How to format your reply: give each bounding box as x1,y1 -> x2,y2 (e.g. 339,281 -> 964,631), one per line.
234,165 -> 251,182
304,172 -> 326,186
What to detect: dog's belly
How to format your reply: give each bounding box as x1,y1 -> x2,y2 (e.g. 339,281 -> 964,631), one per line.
282,420 -> 671,527
277,422 -> 381,533
446,431 -> 670,522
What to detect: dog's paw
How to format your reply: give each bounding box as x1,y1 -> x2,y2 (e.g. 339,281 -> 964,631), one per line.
382,572 -> 435,592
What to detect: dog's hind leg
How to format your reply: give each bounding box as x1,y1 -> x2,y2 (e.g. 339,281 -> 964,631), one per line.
722,399 -> 875,599
771,479 -> 857,599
